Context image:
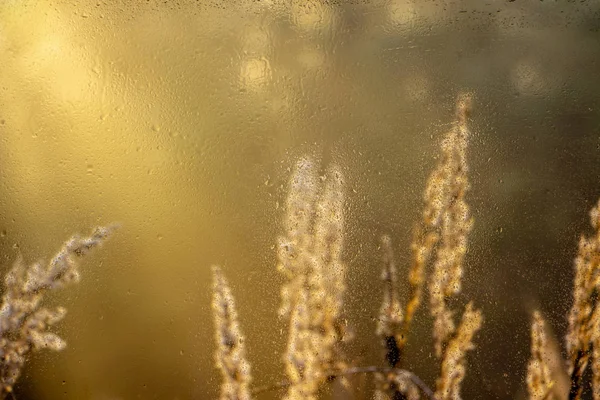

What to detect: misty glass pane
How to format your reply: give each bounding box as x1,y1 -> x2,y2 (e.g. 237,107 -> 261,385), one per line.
1,1 -> 599,399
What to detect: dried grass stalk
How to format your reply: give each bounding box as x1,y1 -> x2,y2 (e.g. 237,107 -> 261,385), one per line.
423,95 -> 482,400
211,266 -> 252,400
566,199 -> 600,400
277,157 -> 347,400
428,94 -> 475,359
0,226 -> 114,398
523,198 -> 600,400
376,235 -> 404,366
402,225 -> 437,351
374,95 -> 480,400
278,156 -> 319,320
435,302 -> 482,400
375,235 -> 408,400
527,311 -> 555,400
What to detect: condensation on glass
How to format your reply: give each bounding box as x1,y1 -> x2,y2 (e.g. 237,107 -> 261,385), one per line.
0,1 -> 599,399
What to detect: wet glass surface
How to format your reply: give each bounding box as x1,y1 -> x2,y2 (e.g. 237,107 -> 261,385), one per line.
1,1 -> 600,399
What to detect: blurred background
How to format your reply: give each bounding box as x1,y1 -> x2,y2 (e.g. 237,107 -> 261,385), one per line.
1,0 -> 600,398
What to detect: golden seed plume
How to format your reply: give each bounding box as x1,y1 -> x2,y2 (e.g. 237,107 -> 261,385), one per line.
401,225 -> 437,349
427,93 -> 475,358
435,302 -> 482,400
211,266 -> 252,400
277,157 -> 347,400
374,95 -> 480,400
0,225 -> 114,397
566,199 -> 600,400
424,95 -> 482,400
527,311 -> 555,400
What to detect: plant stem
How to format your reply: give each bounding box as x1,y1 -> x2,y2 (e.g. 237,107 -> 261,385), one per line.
251,366 -> 438,400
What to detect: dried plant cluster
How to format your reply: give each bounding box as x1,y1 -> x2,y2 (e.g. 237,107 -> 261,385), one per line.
1,100 -> 595,400
526,198 -> 600,400
0,226 -> 113,399
212,95 -> 483,400
212,95 -> 600,400
0,96 -> 597,399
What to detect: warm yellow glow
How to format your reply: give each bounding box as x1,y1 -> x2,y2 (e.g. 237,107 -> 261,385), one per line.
387,0 -> 418,26
290,1 -> 335,32
297,46 -> 325,70
240,57 -> 272,90
241,26 -> 272,54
